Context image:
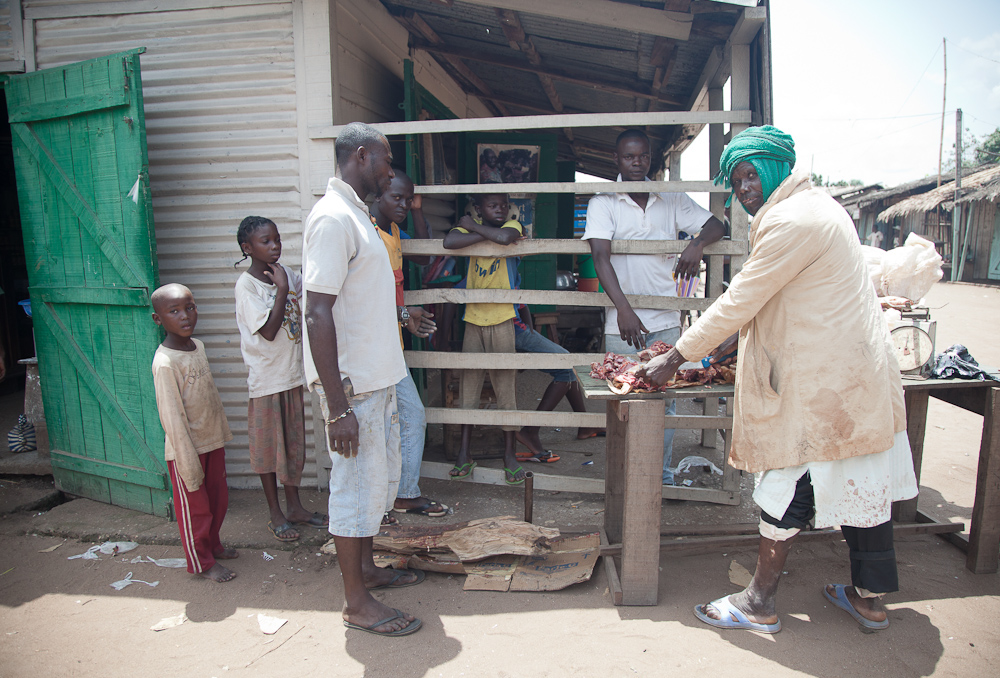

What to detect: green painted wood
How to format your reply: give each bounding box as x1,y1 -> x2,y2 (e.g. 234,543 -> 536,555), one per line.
50,450 -> 169,490
8,50 -> 167,515
11,124 -> 146,289
30,286 -> 150,306
33,301 -> 165,475
7,86 -> 128,123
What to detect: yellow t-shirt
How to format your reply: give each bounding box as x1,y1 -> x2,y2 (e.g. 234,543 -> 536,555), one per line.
454,219 -> 523,327
375,220 -> 405,348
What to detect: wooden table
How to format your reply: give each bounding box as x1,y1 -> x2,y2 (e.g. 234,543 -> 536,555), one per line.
575,366 -> 736,605
895,374 -> 1000,573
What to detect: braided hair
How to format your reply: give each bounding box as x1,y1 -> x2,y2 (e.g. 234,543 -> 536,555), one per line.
235,216 -> 276,268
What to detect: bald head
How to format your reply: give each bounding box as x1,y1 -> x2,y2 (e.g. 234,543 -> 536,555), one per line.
151,283 -> 193,314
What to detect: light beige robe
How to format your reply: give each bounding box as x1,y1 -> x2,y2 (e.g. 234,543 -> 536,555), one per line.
676,171 -> 906,474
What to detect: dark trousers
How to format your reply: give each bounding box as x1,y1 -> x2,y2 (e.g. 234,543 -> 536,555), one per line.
761,472 -> 899,594
168,447 -> 229,574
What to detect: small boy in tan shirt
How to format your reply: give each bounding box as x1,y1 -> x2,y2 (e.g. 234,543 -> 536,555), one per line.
151,283 -> 237,582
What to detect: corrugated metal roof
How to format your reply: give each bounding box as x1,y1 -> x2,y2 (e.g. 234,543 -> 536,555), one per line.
379,0 -> 747,178
32,1 -> 316,488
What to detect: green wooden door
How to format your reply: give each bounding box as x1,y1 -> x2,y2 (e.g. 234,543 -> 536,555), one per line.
6,49 -> 170,516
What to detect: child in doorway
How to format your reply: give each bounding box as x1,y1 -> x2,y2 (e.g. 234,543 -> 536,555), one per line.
443,193 -> 526,485
151,283 -> 237,582
234,216 -> 326,543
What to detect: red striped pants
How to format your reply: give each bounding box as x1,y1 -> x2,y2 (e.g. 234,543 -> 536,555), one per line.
168,448 -> 228,574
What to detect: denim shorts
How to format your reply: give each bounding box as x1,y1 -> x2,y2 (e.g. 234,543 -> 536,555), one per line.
515,328 -> 574,382
316,383 -> 400,538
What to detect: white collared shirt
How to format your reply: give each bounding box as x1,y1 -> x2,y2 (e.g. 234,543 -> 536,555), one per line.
582,175 -> 712,333
301,177 -> 406,395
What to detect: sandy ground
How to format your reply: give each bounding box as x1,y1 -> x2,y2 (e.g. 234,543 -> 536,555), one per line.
0,281 -> 998,677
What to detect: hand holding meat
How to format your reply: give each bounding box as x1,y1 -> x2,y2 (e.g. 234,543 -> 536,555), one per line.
405,306 -> 436,338
327,410 -> 360,458
638,347 -> 686,386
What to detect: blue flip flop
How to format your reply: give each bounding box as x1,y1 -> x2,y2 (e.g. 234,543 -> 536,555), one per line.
693,595 -> 781,634
823,584 -> 889,630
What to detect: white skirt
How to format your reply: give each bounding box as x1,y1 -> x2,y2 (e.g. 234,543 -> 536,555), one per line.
753,431 -> 919,529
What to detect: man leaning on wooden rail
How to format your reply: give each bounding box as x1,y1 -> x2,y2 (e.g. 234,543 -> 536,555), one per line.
583,128 -> 726,486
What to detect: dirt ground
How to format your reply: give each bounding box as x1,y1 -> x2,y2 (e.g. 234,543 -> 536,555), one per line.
0,281 -> 998,677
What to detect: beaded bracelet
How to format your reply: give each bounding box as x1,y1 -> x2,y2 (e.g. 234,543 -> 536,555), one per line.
324,407 -> 353,426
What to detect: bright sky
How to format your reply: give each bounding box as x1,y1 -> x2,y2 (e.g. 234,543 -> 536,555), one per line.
680,0 -> 1000,198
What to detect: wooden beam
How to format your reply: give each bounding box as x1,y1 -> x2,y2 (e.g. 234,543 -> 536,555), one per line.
405,288 -> 716,311
311,109 -> 750,138
395,11 -> 508,116
409,38 -> 683,107
401,237 -> 746,258
405,351 -> 604,370
457,0 -> 693,41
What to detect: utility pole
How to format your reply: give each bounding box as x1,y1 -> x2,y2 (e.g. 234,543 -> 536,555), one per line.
952,108 -> 963,282
937,38 -> 947,187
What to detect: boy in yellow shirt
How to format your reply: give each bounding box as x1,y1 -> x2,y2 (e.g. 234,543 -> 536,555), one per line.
443,193 -> 526,485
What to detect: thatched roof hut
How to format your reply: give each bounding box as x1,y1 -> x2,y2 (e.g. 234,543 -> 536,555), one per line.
879,165 -> 1000,220
877,164 -> 1000,284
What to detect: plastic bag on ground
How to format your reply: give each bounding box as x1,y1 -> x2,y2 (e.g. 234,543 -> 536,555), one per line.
670,455 -> 723,476
930,344 -> 993,380
879,233 -> 943,301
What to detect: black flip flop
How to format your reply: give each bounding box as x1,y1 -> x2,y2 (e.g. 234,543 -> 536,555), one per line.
267,520 -> 299,542
396,500 -> 449,517
368,569 -> 426,591
290,511 -> 329,528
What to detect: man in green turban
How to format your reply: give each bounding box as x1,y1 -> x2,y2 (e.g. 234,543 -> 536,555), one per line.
639,125 -> 916,633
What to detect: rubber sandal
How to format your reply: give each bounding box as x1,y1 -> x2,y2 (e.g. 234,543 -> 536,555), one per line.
504,465 -> 526,486
290,512 -> 329,528
576,431 -> 606,439
267,520 -> 299,542
368,568 -> 426,591
517,450 -> 561,463
396,500 -> 449,517
343,608 -> 422,636
693,595 -> 781,634
449,461 -> 477,480
823,584 -> 889,630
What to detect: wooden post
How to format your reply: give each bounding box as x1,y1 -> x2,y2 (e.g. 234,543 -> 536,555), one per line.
604,400 -> 627,545
967,387 -> 1000,574
729,42 -> 751,276
893,389 -> 929,523
668,151 -> 682,181
620,398 -> 665,605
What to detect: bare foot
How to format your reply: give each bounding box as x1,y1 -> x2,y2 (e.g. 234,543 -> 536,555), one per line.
363,565 -> 421,589
827,585 -> 887,623
199,562 -> 236,582
343,598 -> 416,634
699,589 -> 778,626
214,547 -> 239,560
576,428 -> 606,439
515,430 -> 545,457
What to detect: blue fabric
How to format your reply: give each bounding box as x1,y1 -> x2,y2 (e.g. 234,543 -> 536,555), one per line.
515,328 -> 574,382
394,371 -> 426,500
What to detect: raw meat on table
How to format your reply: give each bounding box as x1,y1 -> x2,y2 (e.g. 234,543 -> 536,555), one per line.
590,342 -> 736,394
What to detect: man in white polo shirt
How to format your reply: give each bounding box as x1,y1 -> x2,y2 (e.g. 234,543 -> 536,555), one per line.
583,129 -> 726,485
303,122 -> 422,637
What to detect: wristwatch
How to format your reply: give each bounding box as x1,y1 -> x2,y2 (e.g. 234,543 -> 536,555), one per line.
398,305 -> 410,325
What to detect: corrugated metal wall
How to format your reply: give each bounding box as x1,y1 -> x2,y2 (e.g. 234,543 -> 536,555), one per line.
28,0 -> 315,488
0,0 -> 16,64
